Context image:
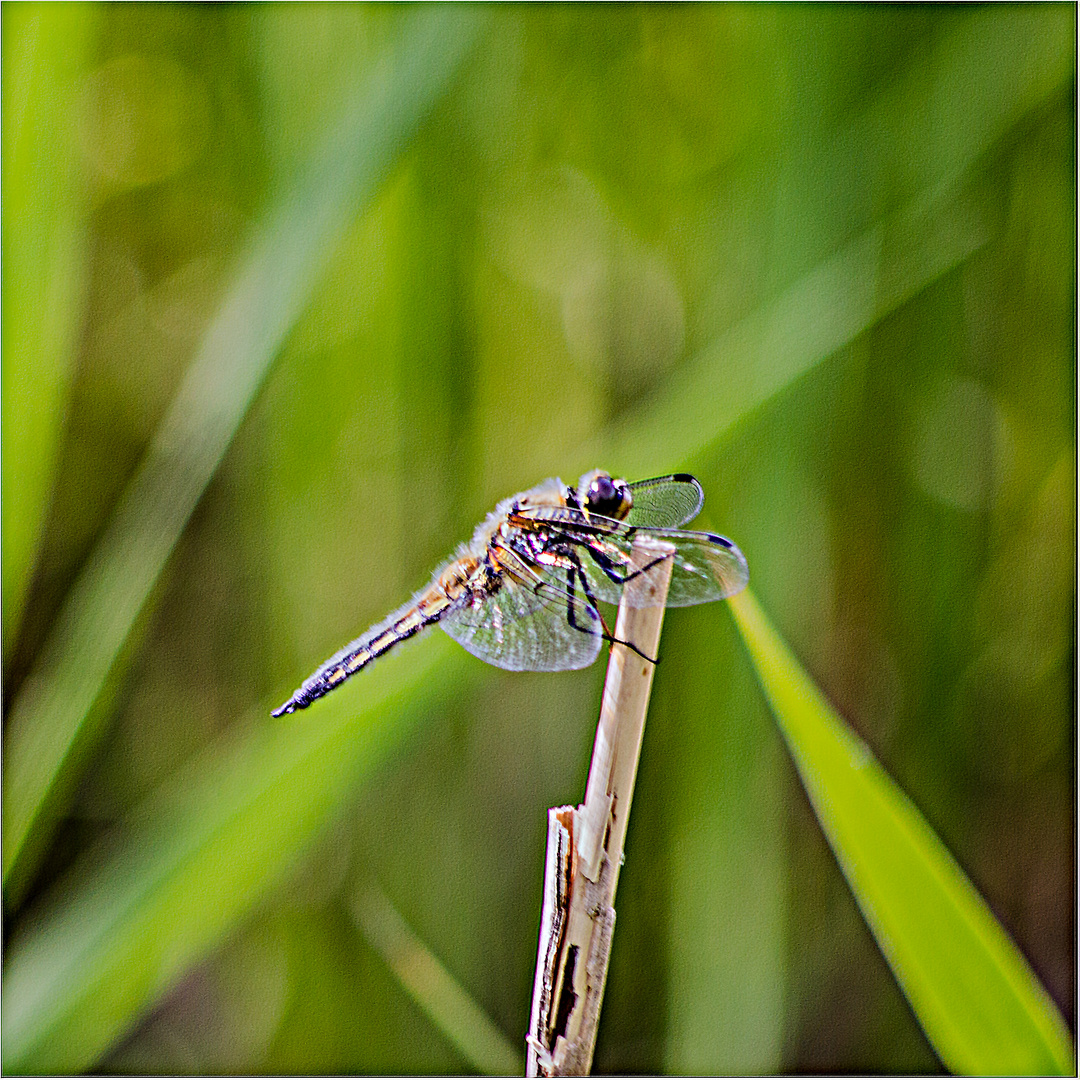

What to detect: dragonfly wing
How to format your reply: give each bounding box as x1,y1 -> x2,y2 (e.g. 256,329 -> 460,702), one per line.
625,474 -> 704,527
440,557 -> 604,672
565,525 -> 749,608
654,528 -> 749,606
507,500 -> 748,610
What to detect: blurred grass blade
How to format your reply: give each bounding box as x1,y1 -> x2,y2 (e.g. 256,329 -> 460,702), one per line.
593,173 -> 987,481
1,639 -> 469,1074
1,4 -> 96,662
354,886 -> 523,1076
593,3 -> 1072,480
2,5 -> 489,899
728,589 -> 1075,1076
863,3 -> 1075,211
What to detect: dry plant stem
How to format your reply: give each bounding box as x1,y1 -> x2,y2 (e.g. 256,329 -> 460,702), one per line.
527,536 -> 675,1078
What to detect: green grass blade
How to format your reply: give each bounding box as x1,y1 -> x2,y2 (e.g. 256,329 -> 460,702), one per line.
591,189 -> 987,480
588,3 -> 1072,481
1,639 -> 469,1075
1,3 -> 96,661
728,589 -> 1075,1076
1,5 -> 489,898
354,886 -> 523,1076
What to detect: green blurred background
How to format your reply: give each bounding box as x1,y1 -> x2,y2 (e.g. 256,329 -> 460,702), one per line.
3,3 -> 1074,1074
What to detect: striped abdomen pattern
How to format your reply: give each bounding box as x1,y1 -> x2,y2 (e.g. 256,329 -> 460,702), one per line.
271,559 -> 477,716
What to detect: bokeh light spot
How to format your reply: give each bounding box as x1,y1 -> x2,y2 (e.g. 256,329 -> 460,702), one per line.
77,54 -> 208,189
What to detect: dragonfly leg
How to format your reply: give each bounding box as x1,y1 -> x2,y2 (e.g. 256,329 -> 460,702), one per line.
560,560 -> 607,643
565,553 -> 658,666
578,540 -> 672,590
494,532 -> 657,666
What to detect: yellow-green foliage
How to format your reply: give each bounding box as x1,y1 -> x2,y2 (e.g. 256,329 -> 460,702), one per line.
3,5 -> 1074,1074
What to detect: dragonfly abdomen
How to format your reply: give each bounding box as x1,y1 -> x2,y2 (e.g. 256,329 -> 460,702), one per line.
271,587 -> 452,716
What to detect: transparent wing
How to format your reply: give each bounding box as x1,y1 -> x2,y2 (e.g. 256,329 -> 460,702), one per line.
625,474 -> 704,527
440,549 -> 604,672
510,506 -> 749,610
576,526 -> 749,608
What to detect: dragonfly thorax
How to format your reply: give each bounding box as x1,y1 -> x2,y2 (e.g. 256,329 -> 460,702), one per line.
436,554 -> 480,599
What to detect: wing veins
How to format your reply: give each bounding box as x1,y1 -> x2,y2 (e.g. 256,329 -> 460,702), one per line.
439,539 -> 605,672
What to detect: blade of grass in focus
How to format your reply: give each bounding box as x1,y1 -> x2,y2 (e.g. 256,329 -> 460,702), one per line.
354,886 -> 523,1076
1,4 -> 96,663
729,588 -> 1075,1076
1,637 -> 468,1075
1,4 -> 489,901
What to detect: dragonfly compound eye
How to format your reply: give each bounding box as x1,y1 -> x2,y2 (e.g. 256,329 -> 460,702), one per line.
585,473 -> 632,520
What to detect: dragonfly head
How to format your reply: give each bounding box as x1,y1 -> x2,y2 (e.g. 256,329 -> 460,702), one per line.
577,470 -> 632,521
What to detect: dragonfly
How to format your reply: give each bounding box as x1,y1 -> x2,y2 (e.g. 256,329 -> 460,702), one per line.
272,470 -> 748,716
